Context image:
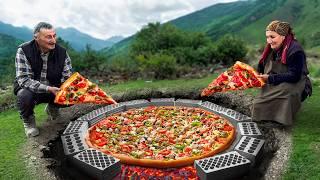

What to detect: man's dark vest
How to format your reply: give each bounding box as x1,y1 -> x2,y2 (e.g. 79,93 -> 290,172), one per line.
20,40 -> 67,87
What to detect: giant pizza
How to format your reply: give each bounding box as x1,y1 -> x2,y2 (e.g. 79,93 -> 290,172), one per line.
85,105 -> 235,168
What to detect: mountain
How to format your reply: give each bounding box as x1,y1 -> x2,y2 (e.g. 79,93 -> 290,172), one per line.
0,21 -> 119,51
107,36 -> 124,43
0,21 -> 32,41
0,33 -> 23,59
56,27 -> 116,51
106,0 -> 320,56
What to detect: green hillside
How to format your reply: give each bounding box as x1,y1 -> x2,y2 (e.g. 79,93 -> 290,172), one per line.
0,33 -> 22,59
238,0 -> 320,45
106,0 -> 320,57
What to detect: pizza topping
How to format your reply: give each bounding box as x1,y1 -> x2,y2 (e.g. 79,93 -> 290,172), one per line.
87,106 -> 235,164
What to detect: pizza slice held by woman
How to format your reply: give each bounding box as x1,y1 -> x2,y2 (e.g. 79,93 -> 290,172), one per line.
201,61 -> 265,96
54,72 -> 117,105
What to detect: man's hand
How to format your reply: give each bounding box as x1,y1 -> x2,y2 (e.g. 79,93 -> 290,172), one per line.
48,86 -> 60,95
257,74 -> 269,82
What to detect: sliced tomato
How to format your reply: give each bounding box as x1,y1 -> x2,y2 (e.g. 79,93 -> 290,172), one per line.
184,146 -> 192,153
76,82 -> 86,88
145,149 -> 153,156
251,79 -> 262,87
137,115 -> 147,121
120,144 -> 132,153
169,137 -> 175,144
88,90 -> 97,96
158,129 -> 167,134
223,124 -> 233,131
135,121 -> 143,127
107,116 -> 117,121
120,126 -> 131,133
138,142 -> 148,149
91,131 -> 103,140
178,152 -> 186,157
144,106 -> 156,112
97,137 -> 108,146
58,96 -> 66,103
158,149 -> 171,156
198,139 -> 209,144
232,75 -> 243,87
98,90 -> 106,97
72,79 -> 79,85
216,74 -> 228,84
203,145 -> 212,152
216,137 -> 227,144
79,95 -> 85,102
123,119 -> 132,125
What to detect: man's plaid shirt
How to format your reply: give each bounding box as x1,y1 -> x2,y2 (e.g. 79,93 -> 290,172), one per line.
15,47 -> 72,93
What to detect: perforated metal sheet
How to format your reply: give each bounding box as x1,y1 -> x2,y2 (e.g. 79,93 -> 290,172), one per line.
235,136 -> 265,165
61,133 -> 88,155
175,99 -> 202,108
122,99 -> 150,110
63,121 -> 88,135
71,149 -> 121,180
238,122 -> 262,136
195,151 -> 251,180
200,101 -> 220,113
150,98 -> 175,106
87,114 -> 107,126
103,104 -> 125,116
77,104 -> 124,122
77,107 -> 105,121
223,109 -> 251,121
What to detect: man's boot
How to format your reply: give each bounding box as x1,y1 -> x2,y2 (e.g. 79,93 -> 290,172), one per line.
45,103 -> 60,121
23,115 -> 39,137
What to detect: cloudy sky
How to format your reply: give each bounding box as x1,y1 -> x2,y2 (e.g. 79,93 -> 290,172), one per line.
0,0 -> 237,40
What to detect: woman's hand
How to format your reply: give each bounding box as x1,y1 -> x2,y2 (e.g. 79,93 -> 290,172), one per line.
257,74 -> 269,82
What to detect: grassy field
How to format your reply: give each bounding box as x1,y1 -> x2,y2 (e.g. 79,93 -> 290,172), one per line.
0,75 -> 319,179
283,85 -> 320,179
0,104 -> 47,179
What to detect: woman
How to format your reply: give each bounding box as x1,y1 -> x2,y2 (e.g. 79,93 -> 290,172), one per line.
252,20 -> 312,126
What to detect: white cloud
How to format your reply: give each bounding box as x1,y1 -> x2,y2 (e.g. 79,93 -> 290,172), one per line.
0,0 -> 238,40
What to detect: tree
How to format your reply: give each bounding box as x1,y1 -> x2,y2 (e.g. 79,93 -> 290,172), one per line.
135,53 -> 177,79
215,35 -> 248,65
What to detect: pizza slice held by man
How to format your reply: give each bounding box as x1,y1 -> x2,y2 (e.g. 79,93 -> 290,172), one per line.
54,72 -> 117,105
201,61 -> 265,96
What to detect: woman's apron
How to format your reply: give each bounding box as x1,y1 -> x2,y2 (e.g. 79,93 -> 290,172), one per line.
251,53 -> 306,125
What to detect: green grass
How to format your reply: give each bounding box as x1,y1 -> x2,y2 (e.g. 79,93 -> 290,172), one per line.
104,74 -> 218,94
0,104 -> 47,180
283,85 -> 320,179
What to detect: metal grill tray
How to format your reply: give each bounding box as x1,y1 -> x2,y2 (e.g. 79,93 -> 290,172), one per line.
195,151 -> 251,180
175,99 -> 202,108
122,99 -> 150,110
235,136 -> 265,165
238,122 -> 262,136
61,133 -> 88,156
150,98 -> 175,106
200,101 -> 221,113
63,121 -> 88,135
71,148 -> 121,180
224,109 -> 251,121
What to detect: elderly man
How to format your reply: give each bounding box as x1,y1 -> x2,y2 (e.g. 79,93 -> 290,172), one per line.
14,22 -> 72,137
